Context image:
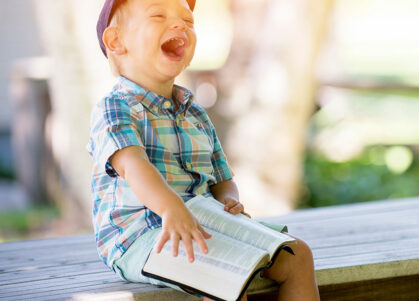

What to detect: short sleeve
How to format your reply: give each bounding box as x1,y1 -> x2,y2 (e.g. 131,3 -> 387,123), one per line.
208,118 -> 234,184
88,97 -> 144,177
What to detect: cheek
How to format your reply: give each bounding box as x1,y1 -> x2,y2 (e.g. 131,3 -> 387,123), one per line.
187,33 -> 197,58
189,30 -> 197,47
132,26 -> 162,54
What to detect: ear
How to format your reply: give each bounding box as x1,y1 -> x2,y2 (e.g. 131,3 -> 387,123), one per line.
103,27 -> 126,55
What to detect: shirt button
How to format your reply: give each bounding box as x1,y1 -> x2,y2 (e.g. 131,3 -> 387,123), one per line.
163,101 -> 171,109
185,162 -> 192,169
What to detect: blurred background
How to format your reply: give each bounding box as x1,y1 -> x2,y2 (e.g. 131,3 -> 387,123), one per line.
1,0 -> 419,242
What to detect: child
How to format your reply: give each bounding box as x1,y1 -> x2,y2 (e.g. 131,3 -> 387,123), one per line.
88,0 -> 320,300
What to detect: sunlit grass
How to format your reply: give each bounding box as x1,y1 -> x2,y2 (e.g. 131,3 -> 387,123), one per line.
312,89 -> 419,162
300,146 -> 419,208
0,205 -> 59,242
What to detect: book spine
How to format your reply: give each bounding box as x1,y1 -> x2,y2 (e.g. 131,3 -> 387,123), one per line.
236,244 -> 295,301
141,269 -> 225,301
142,244 -> 294,301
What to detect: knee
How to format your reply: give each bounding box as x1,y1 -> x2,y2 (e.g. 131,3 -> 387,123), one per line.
261,236 -> 314,283
291,237 -> 315,270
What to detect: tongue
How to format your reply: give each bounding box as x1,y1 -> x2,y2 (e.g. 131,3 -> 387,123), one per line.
162,39 -> 185,57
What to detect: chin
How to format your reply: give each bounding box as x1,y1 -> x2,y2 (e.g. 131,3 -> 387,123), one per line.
158,62 -> 189,79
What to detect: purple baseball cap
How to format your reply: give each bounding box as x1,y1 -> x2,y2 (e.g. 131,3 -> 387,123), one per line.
97,0 -> 196,57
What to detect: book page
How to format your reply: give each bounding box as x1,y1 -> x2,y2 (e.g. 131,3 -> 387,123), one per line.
186,195 -> 296,257
144,227 -> 269,301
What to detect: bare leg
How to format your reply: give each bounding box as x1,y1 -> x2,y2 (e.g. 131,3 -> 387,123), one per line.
260,235 -> 320,301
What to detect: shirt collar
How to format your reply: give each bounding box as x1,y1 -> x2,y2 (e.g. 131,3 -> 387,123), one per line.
116,75 -> 194,115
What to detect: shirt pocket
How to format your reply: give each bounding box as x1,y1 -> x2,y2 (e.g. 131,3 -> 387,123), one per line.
187,121 -> 214,175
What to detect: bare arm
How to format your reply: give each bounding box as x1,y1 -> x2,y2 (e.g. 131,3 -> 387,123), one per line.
210,179 -> 251,218
110,145 -> 211,262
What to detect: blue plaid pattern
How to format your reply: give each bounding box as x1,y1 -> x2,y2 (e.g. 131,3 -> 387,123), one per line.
86,76 -> 233,270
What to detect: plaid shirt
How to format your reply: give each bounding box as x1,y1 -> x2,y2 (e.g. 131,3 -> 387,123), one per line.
86,76 -> 233,270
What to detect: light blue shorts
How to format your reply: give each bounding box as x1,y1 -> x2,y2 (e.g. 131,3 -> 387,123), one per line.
114,222 -> 288,298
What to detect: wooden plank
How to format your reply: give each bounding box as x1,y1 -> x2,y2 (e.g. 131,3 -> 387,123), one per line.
0,261 -> 106,283
313,236 -> 419,259
0,234 -> 94,252
3,224 -> 417,273
5,233 -> 414,288
315,257 -> 419,286
259,197 -> 419,224
299,227 -> 419,250
0,240 -> 94,259
266,211 -> 419,244
73,288 -> 201,301
0,273 -> 121,297
0,248 -> 97,266
315,246 -> 419,270
318,274 -> 419,301
249,274 -> 419,301
0,199 -> 419,263
33,286 -> 200,301
0,244 -> 98,269
285,205 -> 419,227
0,280 -> 156,300
0,274 -> 146,297
0,256 -> 98,273
262,206 -> 419,236
0,264 -> 101,282
0,198 -> 418,300
284,209 -> 419,233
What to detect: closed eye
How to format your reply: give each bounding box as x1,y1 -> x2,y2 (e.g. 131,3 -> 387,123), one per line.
184,18 -> 194,25
183,17 -> 194,25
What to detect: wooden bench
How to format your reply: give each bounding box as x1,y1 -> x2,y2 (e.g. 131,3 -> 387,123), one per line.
1,197 -> 418,301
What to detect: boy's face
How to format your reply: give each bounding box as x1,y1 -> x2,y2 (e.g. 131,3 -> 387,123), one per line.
120,0 -> 196,83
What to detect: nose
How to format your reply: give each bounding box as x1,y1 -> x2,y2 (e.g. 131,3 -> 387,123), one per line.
170,18 -> 186,31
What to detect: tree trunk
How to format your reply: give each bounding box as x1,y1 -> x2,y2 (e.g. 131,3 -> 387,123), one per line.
213,0 -> 335,216
31,0 -> 113,231
31,0 -> 335,227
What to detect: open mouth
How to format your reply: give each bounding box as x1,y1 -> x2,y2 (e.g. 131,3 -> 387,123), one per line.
161,37 -> 187,60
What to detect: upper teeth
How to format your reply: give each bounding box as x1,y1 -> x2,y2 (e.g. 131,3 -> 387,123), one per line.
168,38 -> 184,46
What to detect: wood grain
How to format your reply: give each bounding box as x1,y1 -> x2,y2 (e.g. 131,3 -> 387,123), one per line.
0,198 -> 418,300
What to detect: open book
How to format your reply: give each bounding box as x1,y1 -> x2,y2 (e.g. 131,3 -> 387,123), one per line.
142,195 -> 296,301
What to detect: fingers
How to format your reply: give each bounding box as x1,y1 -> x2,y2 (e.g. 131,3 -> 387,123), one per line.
197,222 -> 212,239
182,235 -> 195,262
224,198 -> 244,215
223,198 -> 236,211
155,231 -> 170,254
242,211 -> 252,218
171,232 -> 180,257
183,225 -> 211,262
193,228 -> 209,255
157,214 -> 214,263
223,198 -> 251,217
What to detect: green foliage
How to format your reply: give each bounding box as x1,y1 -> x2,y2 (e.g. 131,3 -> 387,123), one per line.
299,146 -> 419,208
0,206 -> 59,242
0,163 -> 14,180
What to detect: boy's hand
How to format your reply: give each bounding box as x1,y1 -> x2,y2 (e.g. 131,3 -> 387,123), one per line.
223,197 -> 251,218
155,204 -> 212,263
110,146 -> 212,263
209,179 -> 251,217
